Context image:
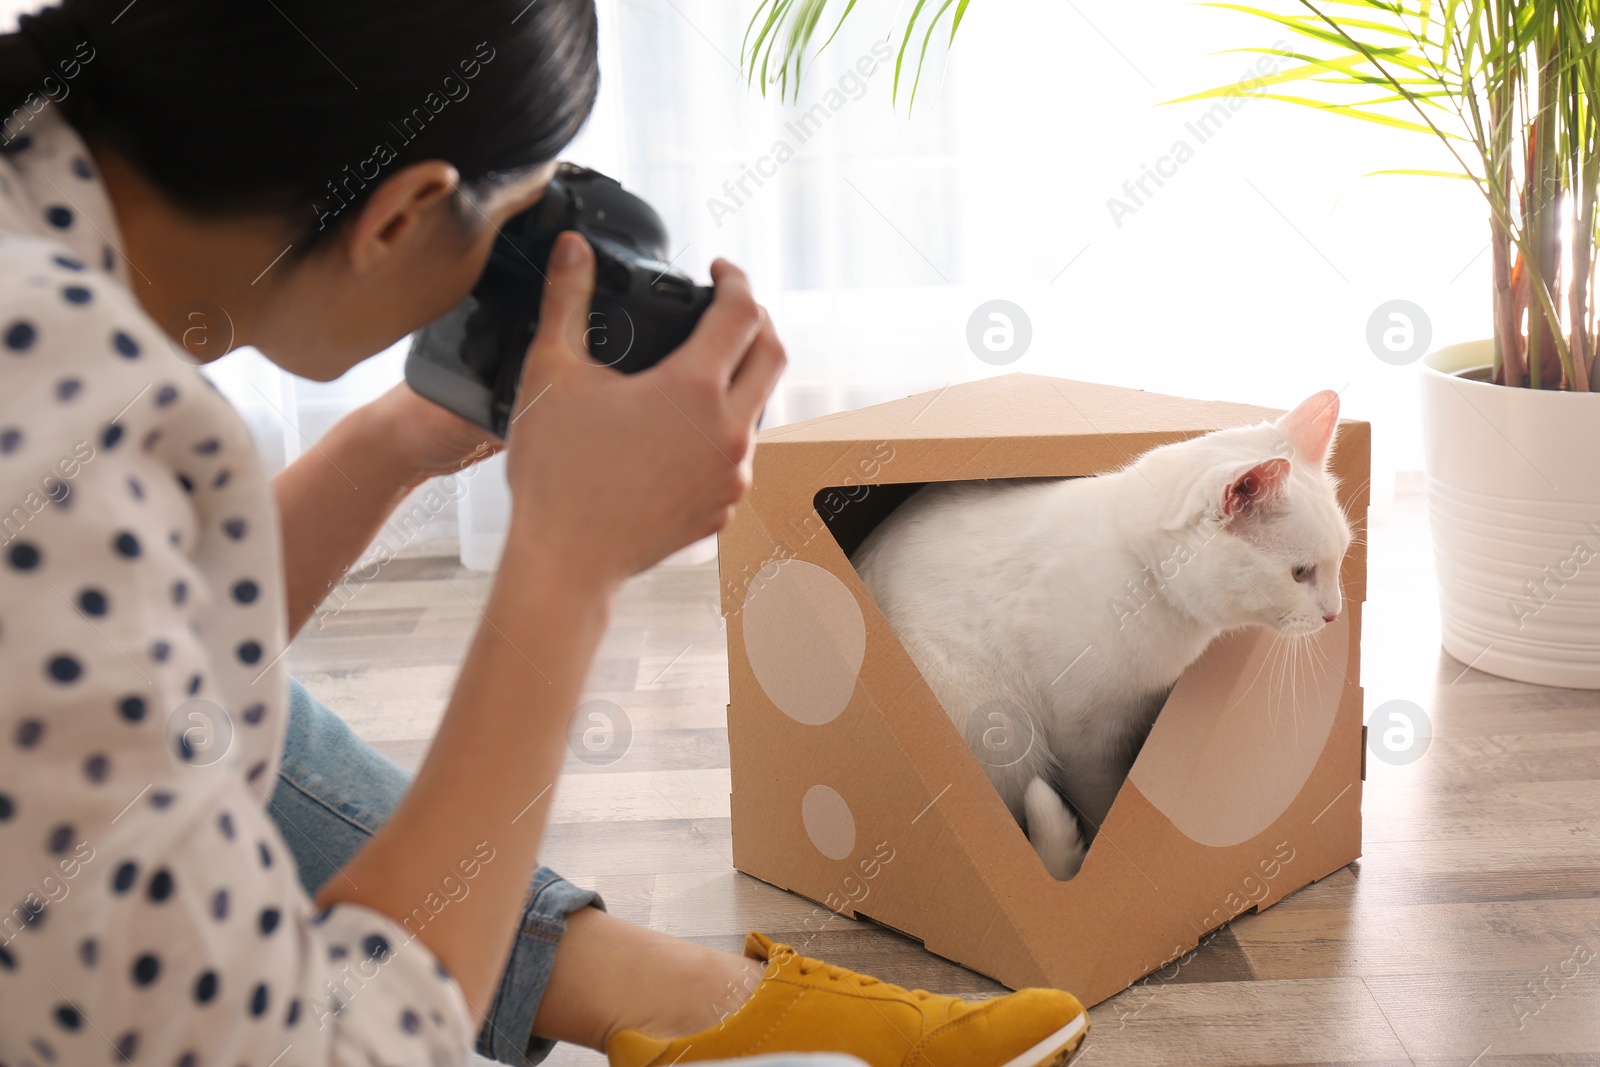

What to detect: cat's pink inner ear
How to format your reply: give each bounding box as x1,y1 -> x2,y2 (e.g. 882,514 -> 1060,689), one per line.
1275,389 -> 1341,465
1222,458 -> 1290,518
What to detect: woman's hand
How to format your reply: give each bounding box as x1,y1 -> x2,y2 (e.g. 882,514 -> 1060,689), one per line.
502,231 -> 785,591
357,380 -> 501,488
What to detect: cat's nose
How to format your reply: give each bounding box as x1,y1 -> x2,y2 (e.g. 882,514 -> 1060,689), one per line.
1322,613 -> 1339,624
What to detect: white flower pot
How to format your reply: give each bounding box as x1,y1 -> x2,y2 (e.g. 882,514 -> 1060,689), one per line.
1420,339 -> 1600,689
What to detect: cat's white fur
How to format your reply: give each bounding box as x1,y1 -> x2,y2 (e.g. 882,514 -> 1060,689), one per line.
852,391 -> 1352,879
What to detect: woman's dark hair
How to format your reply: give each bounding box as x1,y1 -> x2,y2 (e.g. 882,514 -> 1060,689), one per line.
0,0 -> 599,243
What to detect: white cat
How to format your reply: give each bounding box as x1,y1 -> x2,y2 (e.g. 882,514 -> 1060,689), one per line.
851,391 -> 1352,879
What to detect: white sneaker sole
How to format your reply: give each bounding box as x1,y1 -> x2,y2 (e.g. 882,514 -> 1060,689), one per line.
996,1010 -> 1089,1067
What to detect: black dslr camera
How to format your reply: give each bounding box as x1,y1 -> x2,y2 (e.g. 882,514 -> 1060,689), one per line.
405,164 -> 713,438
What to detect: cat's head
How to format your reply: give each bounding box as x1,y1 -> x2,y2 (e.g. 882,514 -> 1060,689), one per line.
1147,390 -> 1352,636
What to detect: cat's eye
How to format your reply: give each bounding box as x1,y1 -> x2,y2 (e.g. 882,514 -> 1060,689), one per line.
1292,564 -> 1313,582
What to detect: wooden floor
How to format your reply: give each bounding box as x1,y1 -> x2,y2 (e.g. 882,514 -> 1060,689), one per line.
287,487 -> 1600,1067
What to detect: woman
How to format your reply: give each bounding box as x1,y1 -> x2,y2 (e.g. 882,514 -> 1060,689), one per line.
0,2 -> 1090,1065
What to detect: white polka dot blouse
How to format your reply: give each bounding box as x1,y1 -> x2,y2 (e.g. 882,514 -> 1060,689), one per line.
0,109 -> 474,1066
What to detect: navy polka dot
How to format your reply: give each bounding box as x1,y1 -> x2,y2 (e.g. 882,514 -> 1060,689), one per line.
52,1004 -> 81,1030
237,640 -> 262,665
195,438 -> 220,455
118,695 -> 146,722
211,889 -> 229,920
247,760 -> 267,783
45,205 -> 72,228
177,1053 -> 197,1067
217,812 -> 235,839
257,842 -> 272,868
60,286 -> 91,305
232,580 -> 260,605
114,1031 -> 138,1062
241,703 -> 265,725
1,134 -> 32,152
71,156 -> 92,180
400,1008 -> 420,1034
83,754 -> 108,783
46,655 -> 82,684
30,1037 -> 54,1062
150,640 -> 170,663
127,476 -> 144,500
5,320 -> 35,350
211,468 -> 231,489
176,473 -> 194,494
55,378 -> 82,401
52,254 -> 84,271
113,330 -> 139,358
132,953 -> 160,985
155,385 -> 178,406
78,937 -> 96,967
9,542 -> 40,569
285,999 -> 301,1027
186,674 -> 202,696
0,944 -> 13,969
147,868 -> 174,902
111,862 -> 137,893
141,428 -> 160,451
15,718 -> 43,746
78,588 -> 108,615
258,907 -> 280,936
149,791 -> 174,809
46,824 -> 74,853
249,983 -> 269,1016
172,580 -> 187,605
364,933 -> 391,961
102,422 -> 123,449
102,245 -> 115,271
222,518 -> 247,540
1,427 -> 21,452
113,531 -> 140,558
0,793 -> 13,820
193,970 -> 219,1004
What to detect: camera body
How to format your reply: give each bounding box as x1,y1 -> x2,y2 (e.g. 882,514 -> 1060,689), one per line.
405,164 -> 713,438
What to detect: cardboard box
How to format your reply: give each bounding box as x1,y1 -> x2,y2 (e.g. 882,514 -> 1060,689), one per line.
718,373 -> 1369,1004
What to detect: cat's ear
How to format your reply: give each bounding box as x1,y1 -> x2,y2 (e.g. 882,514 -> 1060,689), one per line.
1161,457 -> 1289,530
1220,457 -> 1290,522
1274,390 -> 1340,467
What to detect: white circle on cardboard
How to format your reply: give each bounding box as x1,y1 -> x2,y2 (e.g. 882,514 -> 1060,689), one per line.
802,784 -> 857,861
741,558 -> 866,726
1127,619 -> 1349,848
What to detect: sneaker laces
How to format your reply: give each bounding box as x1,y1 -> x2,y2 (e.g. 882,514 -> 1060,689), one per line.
793,957 -> 934,1000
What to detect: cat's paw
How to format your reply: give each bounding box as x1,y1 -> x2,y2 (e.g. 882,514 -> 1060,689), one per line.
1024,777 -> 1087,880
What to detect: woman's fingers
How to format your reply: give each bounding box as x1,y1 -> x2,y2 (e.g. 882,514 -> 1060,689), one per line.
681,258 -> 764,383
728,307 -> 786,421
521,232 -> 597,381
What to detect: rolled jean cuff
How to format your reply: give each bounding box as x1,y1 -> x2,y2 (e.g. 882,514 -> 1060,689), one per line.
478,866 -> 605,1066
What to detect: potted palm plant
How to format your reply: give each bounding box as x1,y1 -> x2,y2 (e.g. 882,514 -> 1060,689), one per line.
745,0 -> 1600,689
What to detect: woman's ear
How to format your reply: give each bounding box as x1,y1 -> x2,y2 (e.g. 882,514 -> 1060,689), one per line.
344,160 -> 464,273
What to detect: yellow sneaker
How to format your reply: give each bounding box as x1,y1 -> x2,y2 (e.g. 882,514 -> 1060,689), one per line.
605,931 -> 1088,1067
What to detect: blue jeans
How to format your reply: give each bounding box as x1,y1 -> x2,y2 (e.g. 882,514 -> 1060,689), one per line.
270,677 -> 599,1065
270,678 -> 866,1067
